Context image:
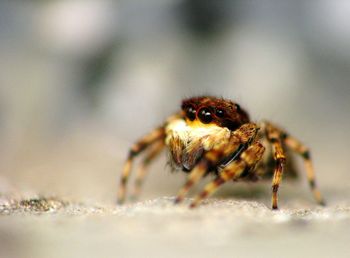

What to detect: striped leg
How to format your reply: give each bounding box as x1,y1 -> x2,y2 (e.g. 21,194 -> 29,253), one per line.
283,134 -> 325,206
174,123 -> 260,204
131,141 -> 165,200
190,142 -> 265,208
174,159 -> 208,204
117,127 -> 165,204
264,123 -> 286,210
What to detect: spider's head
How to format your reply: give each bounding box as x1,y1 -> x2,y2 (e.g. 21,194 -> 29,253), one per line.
181,96 -> 250,131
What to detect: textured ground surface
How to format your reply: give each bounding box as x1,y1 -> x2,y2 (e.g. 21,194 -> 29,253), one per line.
1,117 -> 349,258
1,194 -> 350,258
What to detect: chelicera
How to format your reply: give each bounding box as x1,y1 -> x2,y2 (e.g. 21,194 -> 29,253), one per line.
117,96 -> 325,209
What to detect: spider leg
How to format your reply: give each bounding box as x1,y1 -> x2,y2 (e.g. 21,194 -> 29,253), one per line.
117,126 -> 165,204
174,159 -> 208,204
174,122 -> 260,204
263,122 -> 286,210
283,133 -> 325,206
189,142 -> 265,208
131,140 -> 165,200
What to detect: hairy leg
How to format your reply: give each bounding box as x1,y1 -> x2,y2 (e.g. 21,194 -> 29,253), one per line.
263,122 -> 286,210
131,141 -> 165,200
117,127 -> 165,204
190,142 -> 265,208
262,121 -> 325,208
283,133 -> 325,205
174,159 -> 208,204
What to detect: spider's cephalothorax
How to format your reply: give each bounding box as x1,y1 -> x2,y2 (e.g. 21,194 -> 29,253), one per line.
117,96 -> 325,209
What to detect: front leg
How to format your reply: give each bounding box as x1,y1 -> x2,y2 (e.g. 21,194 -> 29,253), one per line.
174,123 -> 260,204
190,141 -> 265,208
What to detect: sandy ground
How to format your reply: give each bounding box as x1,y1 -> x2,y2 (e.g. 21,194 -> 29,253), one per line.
1,193 -> 350,258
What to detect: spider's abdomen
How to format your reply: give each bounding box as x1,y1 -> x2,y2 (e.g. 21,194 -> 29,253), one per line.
165,118 -> 230,171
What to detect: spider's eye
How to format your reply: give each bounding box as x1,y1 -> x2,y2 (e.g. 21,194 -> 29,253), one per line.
235,104 -> 241,111
215,108 -> 225,118
198,108 -> 213,124
186,106 -> 196,121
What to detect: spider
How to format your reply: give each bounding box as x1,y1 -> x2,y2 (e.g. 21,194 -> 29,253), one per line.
117,96 -> 325,209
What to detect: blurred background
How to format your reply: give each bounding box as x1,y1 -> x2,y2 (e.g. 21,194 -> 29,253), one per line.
1,0 -> 350,204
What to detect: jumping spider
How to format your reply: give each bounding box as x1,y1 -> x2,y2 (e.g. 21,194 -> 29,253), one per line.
117,96 -> 325,209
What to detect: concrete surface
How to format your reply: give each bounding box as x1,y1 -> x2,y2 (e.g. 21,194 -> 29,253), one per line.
1,193 -> 350,258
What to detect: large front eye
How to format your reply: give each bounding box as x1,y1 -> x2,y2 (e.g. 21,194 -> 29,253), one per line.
198,108 -> 213,123
186,106 -> 196,121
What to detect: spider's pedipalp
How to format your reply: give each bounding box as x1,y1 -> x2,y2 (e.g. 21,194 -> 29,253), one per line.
190,142 -> 265,208
117,126 -> 165,204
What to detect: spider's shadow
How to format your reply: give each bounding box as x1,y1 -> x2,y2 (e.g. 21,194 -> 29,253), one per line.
218,185 -> 269,200
191,181 -> 270,201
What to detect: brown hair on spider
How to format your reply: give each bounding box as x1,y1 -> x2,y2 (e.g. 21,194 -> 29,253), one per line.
181,96 -> 250,131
